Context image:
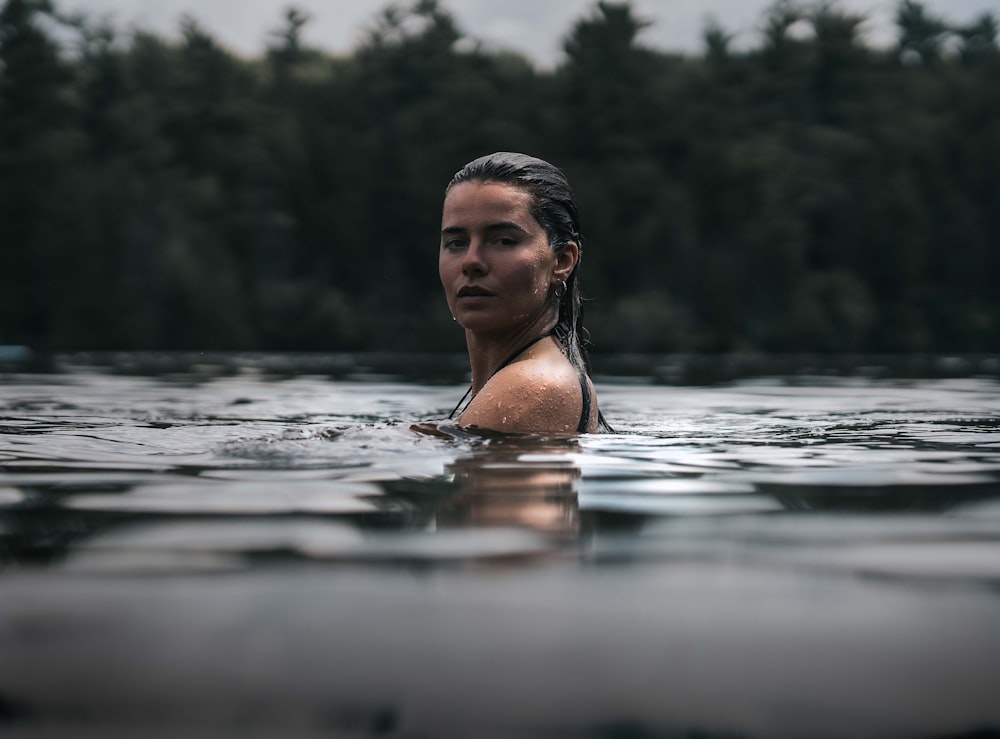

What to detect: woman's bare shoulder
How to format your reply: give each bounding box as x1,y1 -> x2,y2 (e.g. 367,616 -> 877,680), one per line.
457,357 -> 582,434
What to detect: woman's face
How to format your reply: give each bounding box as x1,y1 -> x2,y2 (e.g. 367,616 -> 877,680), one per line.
440,181 -> 565,336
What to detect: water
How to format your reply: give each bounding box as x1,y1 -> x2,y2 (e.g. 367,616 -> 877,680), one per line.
2,360 -> 1000,738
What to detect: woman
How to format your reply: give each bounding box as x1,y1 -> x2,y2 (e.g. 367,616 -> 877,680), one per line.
440,152 -> 611,434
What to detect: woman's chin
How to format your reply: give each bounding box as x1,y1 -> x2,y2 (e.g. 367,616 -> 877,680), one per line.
454,311 -> 496,331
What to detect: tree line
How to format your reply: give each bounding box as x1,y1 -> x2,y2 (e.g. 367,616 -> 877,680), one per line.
1,0 -> 997,353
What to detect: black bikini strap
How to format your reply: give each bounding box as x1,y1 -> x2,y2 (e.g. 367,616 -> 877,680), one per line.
576,370 -> 592,433
447,386 -> 473,421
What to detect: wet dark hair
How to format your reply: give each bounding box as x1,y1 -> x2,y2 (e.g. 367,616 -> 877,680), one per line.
447,151 -> 612,432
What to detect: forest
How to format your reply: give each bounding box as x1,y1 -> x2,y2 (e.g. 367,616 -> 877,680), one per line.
1,0 -> 997,354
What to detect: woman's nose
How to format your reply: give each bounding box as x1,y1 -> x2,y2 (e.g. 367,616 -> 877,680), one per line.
461,242 -> 487,275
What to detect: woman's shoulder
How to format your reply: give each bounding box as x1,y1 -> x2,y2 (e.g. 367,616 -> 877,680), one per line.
458,354 -> 585,434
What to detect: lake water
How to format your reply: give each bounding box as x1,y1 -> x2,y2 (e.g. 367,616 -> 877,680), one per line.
2,357 -> 1000,738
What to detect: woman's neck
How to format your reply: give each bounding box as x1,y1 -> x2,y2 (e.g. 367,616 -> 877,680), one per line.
465,316 -> 558,394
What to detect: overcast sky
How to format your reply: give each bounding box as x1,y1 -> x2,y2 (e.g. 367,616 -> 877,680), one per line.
59,0 -> 998,65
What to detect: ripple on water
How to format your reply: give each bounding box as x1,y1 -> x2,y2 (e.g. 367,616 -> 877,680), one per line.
0,487 -> 26,505
64,519 -> 558,575
591,512 -> 1000,583
64,480 -> 381,515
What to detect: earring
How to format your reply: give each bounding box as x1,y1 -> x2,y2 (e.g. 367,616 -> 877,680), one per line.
554,280 -> 567,299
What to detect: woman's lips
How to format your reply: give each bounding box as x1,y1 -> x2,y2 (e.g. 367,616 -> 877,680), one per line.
457,286 -> 495,303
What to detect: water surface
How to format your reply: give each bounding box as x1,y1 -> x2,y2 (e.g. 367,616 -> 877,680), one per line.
2,363 -> 1000,737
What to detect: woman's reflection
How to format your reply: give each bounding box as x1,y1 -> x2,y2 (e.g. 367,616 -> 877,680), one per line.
436,438 -> 581,538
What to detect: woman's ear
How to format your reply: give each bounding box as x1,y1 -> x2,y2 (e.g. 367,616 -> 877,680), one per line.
553,242 -> 579,283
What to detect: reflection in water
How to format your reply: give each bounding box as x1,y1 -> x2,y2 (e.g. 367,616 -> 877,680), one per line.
438,438 -> 581,537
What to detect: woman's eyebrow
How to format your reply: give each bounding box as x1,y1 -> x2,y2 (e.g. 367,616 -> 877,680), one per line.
485,221 -> 530,234
441,222 -> 530,236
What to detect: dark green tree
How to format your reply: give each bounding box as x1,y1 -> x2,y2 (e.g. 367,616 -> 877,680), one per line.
896,0 -> 948,64
0,0 -> 80,348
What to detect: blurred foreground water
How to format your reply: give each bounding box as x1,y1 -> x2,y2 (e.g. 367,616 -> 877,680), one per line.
2,356 -> 1000,738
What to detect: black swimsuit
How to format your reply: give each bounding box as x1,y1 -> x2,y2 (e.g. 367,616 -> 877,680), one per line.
449,332 -> 593,433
